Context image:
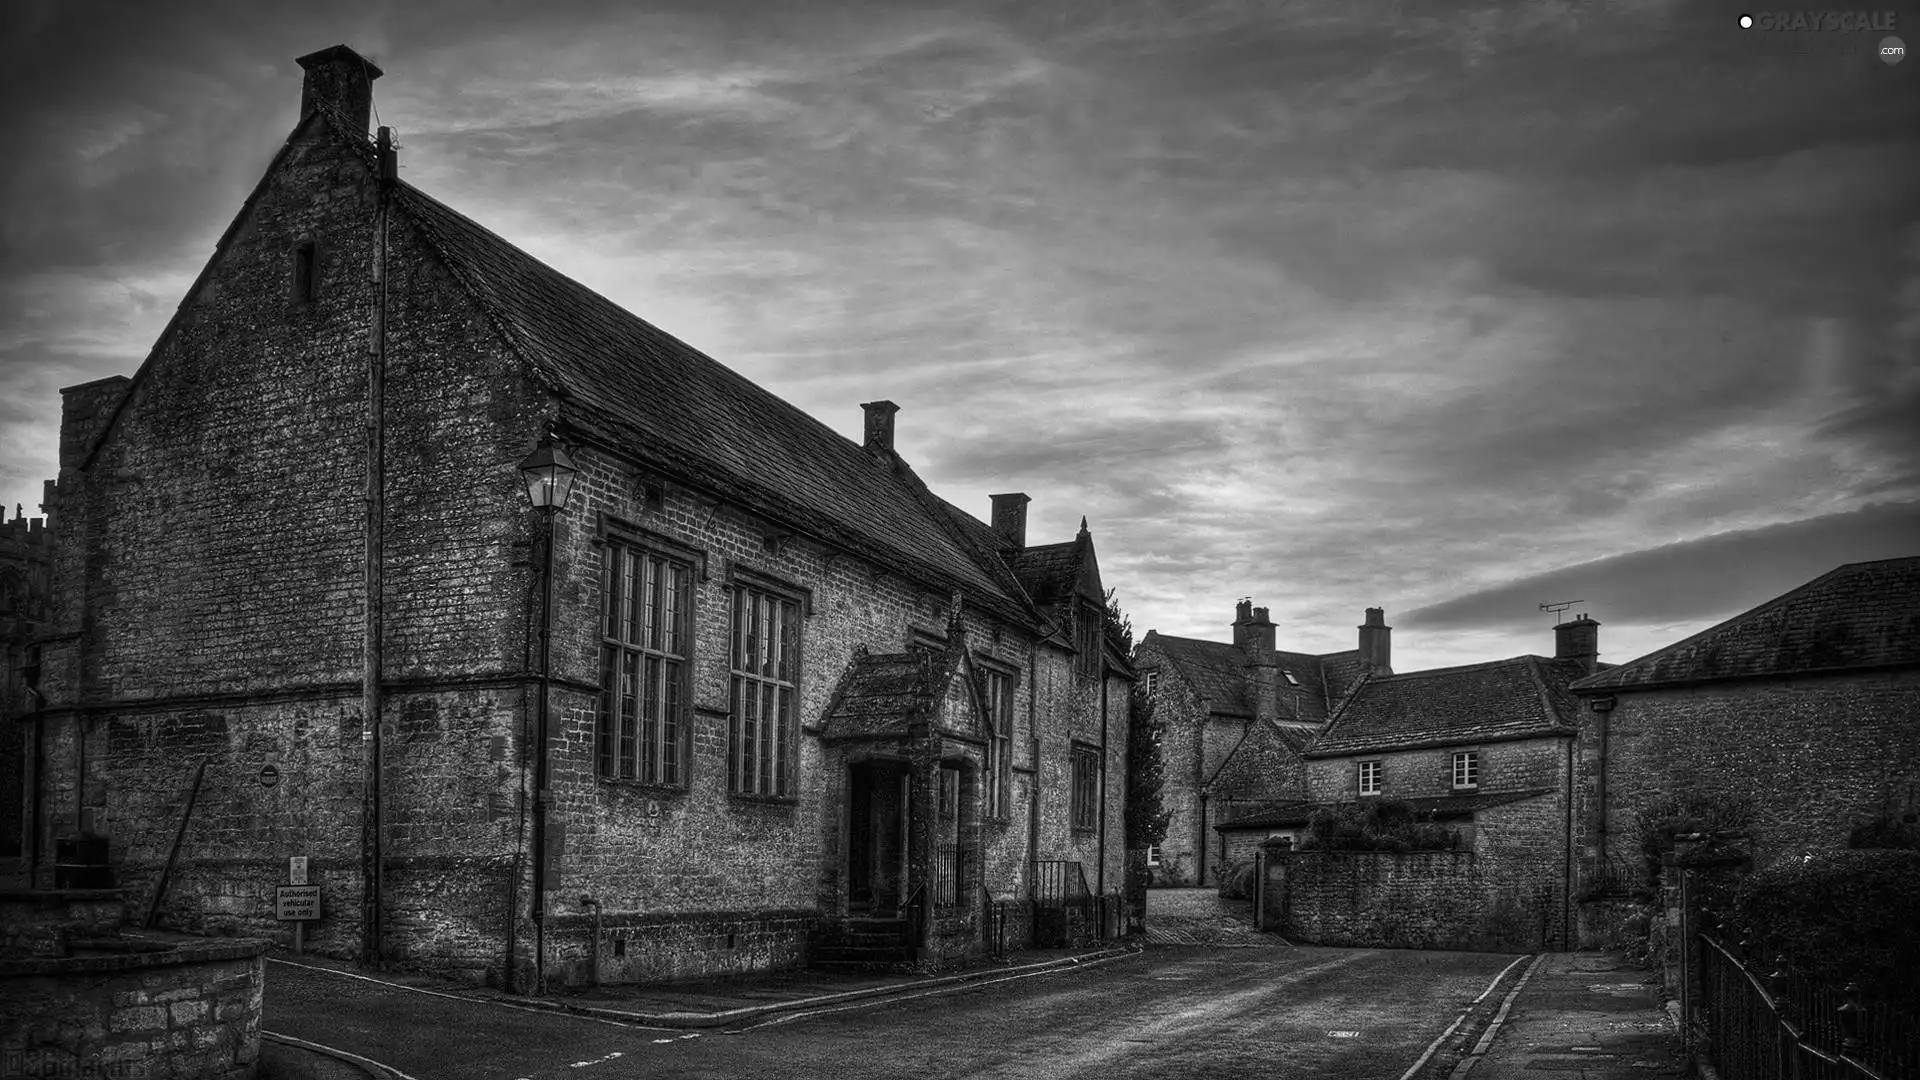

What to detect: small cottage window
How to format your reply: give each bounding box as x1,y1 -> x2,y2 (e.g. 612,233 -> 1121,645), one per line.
1357,760 -> 1381,796
1142,670 -> 1159,696
1145,844 -> 1162,867
291,240 -> 320,303
1070,743 -> 1100,831
1451,750 -> 1479,790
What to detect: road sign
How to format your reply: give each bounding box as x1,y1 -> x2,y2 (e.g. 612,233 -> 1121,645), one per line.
275,885 -> 321,921
259,764 -> 280,788
289,856 -> 308,886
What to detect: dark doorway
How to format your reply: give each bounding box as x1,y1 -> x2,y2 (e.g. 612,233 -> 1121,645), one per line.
847,760 -> 910,915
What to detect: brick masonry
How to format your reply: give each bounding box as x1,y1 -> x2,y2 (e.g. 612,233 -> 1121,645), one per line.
28,65 -> 1129,988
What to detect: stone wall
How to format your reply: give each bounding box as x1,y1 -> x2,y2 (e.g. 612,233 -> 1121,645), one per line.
1268,790 -> 1567,952
1583,670 -> 1920,873
32,84 -> 1130,988
1,939 -> 266,1080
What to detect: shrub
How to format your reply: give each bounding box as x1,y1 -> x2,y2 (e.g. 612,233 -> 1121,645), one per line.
1634,791 -> 1754,887
1218,860 -> 1257,900
1848,814 -> 1920,850
1721,849 -> 1920,1013
1296,800 -> 1460,853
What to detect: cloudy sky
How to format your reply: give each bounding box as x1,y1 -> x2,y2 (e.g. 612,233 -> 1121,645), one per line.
3,0 -> 1916,671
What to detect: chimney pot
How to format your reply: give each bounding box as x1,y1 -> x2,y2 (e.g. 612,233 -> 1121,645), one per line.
1234,601 -> 1276,656
295,45 -> 384,136
861,400 -> 899,453
990,493 -> 1030,549
1358,607 -> 1392,675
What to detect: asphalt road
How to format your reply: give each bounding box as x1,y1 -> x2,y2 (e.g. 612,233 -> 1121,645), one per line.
264,946 -> 1519,1080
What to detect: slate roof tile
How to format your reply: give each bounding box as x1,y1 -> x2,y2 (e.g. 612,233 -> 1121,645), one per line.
1570,557 -> 1920,691
389,182 -> 1032,623
1304,656 -> 1586,757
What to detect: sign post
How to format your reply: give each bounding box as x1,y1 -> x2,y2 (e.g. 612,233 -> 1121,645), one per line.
277,857 -> 320,954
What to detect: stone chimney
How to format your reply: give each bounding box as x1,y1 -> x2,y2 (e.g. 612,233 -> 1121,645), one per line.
1232,601 -> 1276,656
1555,615 -> 1600,675
59,377 -> 132,471
990,493 -> 1029,549
1247,642 -> 1279,723
1358,607 -> 1392,675
861,400 -> 899,453
296,45 -> 384,136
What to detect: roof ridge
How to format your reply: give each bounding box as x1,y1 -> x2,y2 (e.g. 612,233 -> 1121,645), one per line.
1573,556 -> 1920,690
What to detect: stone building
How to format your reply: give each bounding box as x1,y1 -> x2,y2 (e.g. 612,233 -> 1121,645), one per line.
2,499 -> 54,879
1569,557 -> 1920,876
24,45 -> 1130,989
1225,617 -> 1604,951
1131,600 -> 1379,885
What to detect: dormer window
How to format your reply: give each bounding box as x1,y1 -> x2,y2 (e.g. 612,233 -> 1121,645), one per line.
292,240 -> 320,303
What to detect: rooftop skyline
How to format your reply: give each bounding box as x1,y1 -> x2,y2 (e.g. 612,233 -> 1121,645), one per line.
2,0 -> 1915,670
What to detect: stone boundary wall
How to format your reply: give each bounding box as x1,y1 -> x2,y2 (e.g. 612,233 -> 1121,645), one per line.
1268,849 -> 1550,952
1,939 -> 267,1080
543,908 -> 819,986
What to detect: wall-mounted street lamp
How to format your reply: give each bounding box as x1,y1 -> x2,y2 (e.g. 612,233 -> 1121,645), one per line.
519,435 -> 577,996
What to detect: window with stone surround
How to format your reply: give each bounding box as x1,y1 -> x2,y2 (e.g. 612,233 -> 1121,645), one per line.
1071,742 -> 1100,831
1074,602 -> 1102,679
1451,750 -> 1479,790
729,582 -> 801,798
597,542 -> 692,787
979,661 -> 1016,819
1357,760 -> 1381,796
291,240 -> 320,303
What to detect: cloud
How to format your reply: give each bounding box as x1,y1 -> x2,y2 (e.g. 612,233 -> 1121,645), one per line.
1400,501 -> 1920,632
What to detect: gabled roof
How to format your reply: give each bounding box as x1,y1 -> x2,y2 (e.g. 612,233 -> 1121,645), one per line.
393,183 -> 1039,624
1304,656 -> 1586,757
817,650 -> 944,740
1215,789 -> 1555,831
1571,557 -> 1920,692
1140,633 -> 1356,722
1007,523 -> 1103,610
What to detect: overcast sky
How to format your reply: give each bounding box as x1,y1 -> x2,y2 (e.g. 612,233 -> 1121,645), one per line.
3,0 -> 1916,671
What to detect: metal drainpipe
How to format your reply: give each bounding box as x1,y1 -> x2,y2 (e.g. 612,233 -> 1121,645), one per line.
361,125 -> 394,969
1096,661 -> 1108,904
1563,733 -> 1576,950
531,503 -> 557,995
1197,791 -> 1208,884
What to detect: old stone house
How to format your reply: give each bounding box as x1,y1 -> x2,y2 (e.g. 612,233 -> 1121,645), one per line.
1569,557 -> 1920,878
1131,600 -> 1380,885
23,45 -> 1130,989
1218,617 -> 1604,951
2,500 -> 54,879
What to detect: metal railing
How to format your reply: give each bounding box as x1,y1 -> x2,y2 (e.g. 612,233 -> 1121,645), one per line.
933,843 -> 969,907
1580,854 -> 1646,900
1699,934 -> 1916,1080
1034,860 -> 1089,906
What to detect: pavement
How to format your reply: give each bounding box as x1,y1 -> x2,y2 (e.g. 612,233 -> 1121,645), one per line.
1449,950 -> 1686,1080
1138,886 -> 1286,947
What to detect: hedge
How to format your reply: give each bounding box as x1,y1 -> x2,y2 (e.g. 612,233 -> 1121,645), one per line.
1722,849 -> 1920,1011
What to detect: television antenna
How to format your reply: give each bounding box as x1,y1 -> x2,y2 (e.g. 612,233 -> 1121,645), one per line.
1539,600 -> 1585,625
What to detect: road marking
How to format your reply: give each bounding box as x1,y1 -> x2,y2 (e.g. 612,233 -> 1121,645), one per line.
1396,954 -> 1533,1080
267,956 -> 679,1032
1328,1030 -> 1361,1038
727,950 -> 1139,1032
263,1029 -> 423,1080
1469,953 -> 1549,1057
570,1050 -> 625,1068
